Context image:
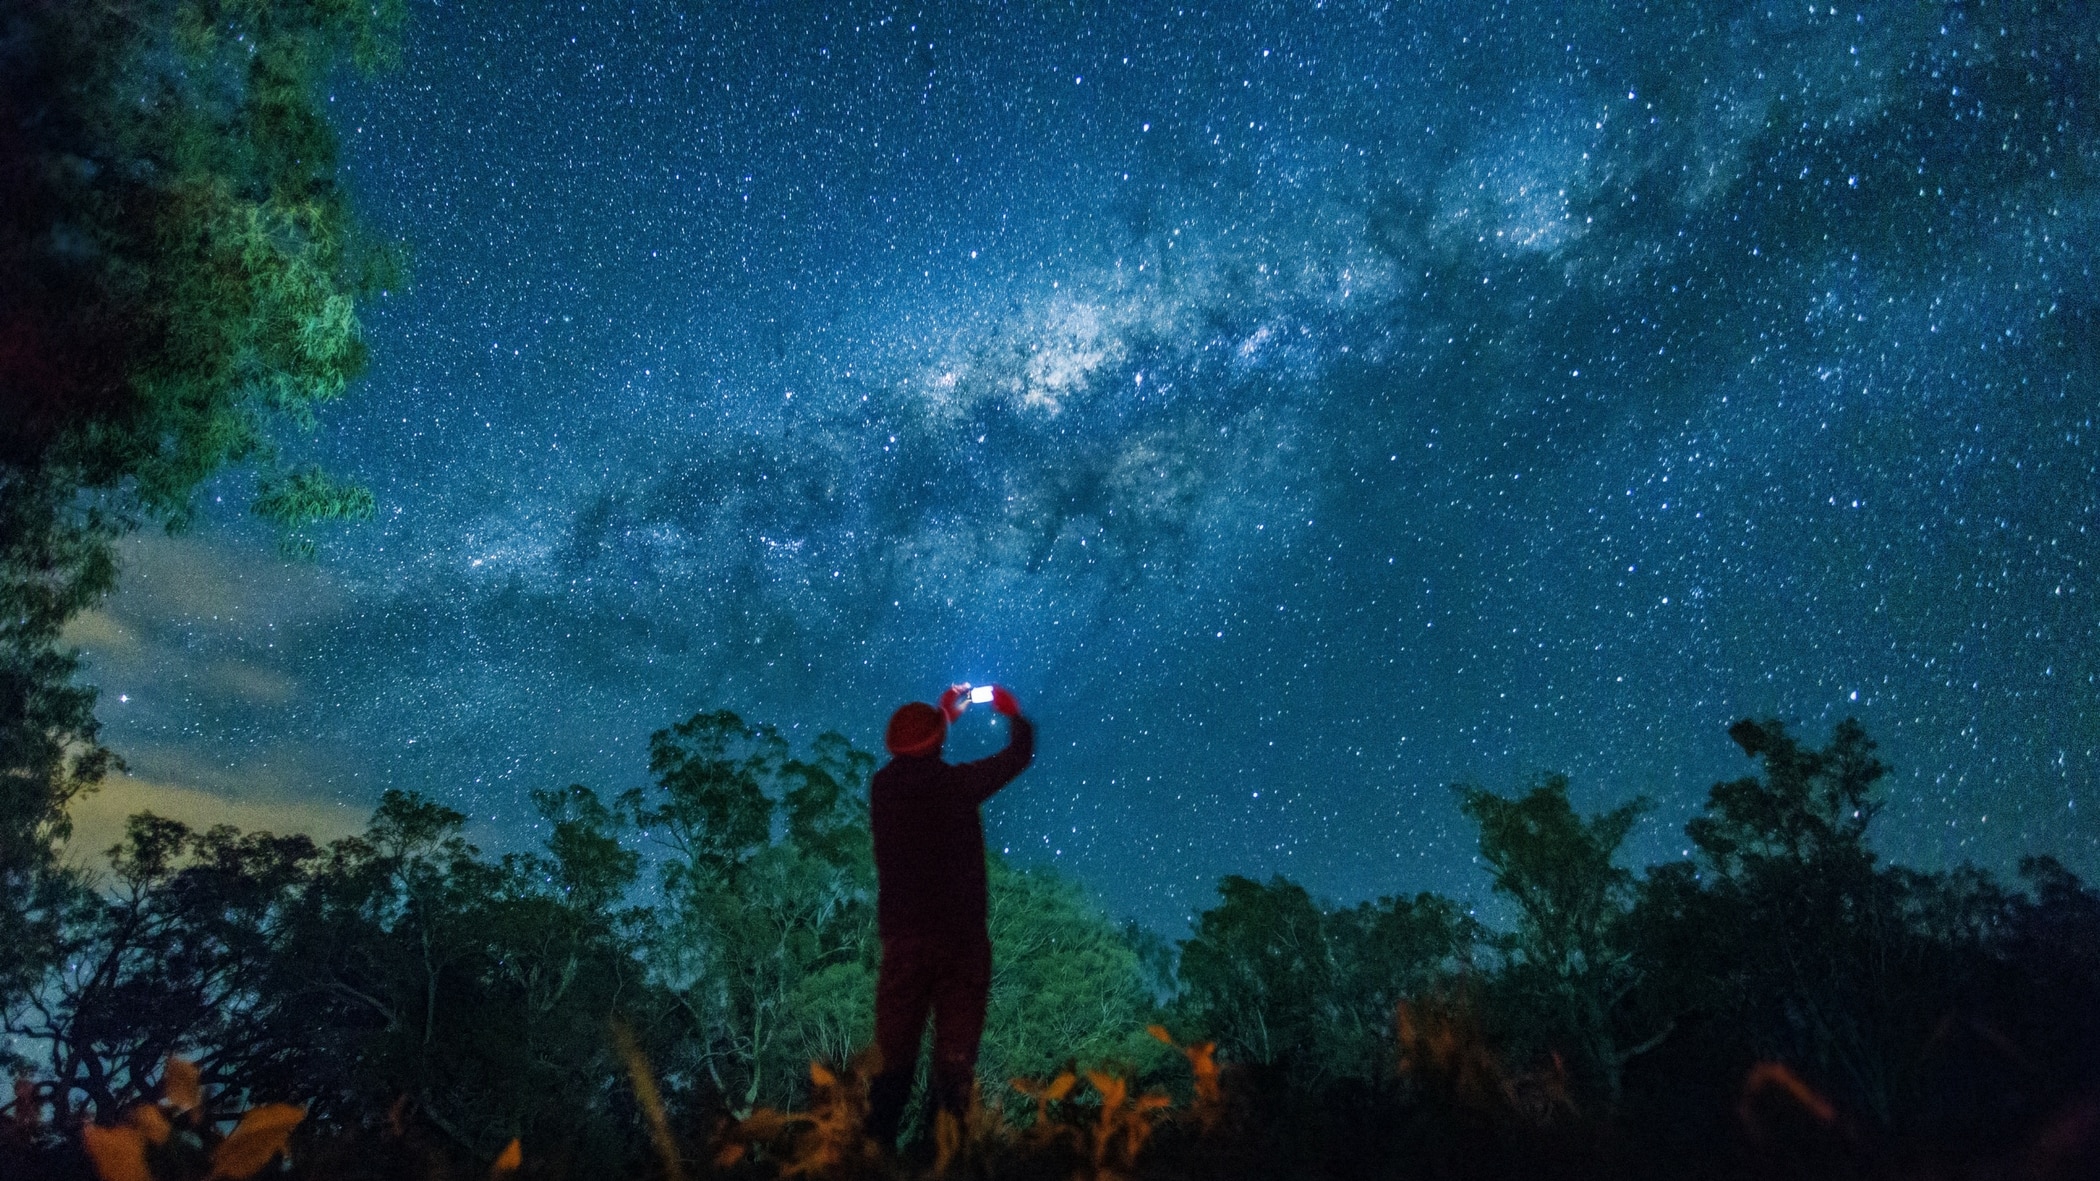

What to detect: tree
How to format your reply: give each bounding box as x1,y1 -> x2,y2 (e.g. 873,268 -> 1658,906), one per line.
1174,876 -> 1338,1083
1456,775 -> 1661,1102
1632,718 -> 1952,1127
629,710 -> 1170,1124
1,0 -> 401,1015
1325,891 -> 1481,1082
628,712 -> 878,1117
980,861 -> 1169,1112
2,785 -> 661,1162
1988,856 -> 2100,1119
1174,875 -> 1479,1090
0,477 -> 122,1019
1688,718 -> 1885,876
2,813 -> 318,1122
253,788 -> 654,1163
0,0 -> 400,526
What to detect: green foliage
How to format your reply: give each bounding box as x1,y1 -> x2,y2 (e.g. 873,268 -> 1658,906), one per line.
628,712 -> 878,1117
781,732 -> 877,870
1629,718 -> 1968,1128
0,0 -> 401,1022
7,710 -> 2100,1179
1174,875 -> 1336,1078
1,0 -> 402,519
983,861 -> 1170,1109
263,787 -> 653,1163
628,711 -> 786,887
627,711 -> 1161,1124
1166,859 -> 1629,1163
1690,717 -> 1886,875
1456,775 -> 1658,1102
1457,775 -> 1647,982
1174,875 -> 1476,1088
1325,891 -> 1481,1079
251,466 -> 377,557
0,481 -> 123,1006
534,783 -> 643,911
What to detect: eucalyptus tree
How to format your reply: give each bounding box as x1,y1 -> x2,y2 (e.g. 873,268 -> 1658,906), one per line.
627,712 -> 879,1116
1173,875 -> 1339,1083
2,814 -> 318,1122
264,787 -> 656,1160
1456,775 -> 1661,1103
980,861 -> 1170,1111
1174,874 -> 1477,1090
1632,718 -> 1943,1126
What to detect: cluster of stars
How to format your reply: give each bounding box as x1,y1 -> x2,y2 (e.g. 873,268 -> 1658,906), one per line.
68,0 -> 2100,933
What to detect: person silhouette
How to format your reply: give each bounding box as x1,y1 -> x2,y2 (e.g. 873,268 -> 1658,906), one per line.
864,683 -> 1034,1150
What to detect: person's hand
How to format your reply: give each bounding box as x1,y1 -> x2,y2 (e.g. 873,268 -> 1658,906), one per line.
938,684 -> 969,723
990,685 -> 1022,717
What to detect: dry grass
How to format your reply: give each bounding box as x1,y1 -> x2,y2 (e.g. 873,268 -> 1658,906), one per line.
38,1010 -> 2096,1181
705,1033 -> 1202,1180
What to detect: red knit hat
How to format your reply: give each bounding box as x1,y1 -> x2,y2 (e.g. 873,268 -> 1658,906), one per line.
885,702 -> 946,757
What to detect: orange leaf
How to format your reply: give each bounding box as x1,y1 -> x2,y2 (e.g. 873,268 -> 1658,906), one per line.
81,1123 -> 151,1181
736,1108 -> 803,1140
808,1061 -> 836,1089
933,1110 -> 962,1175
208,1103 -> 305,1180
1145,1024 -> 1174,1045
1044,1072 -> 1076,1102
490,1137 -> 523,1177
1740,1061 -> 1837,1126
163,1058 -> 202,1115
128,1103 -> 173,1146
1087,1072 -> 1126,1111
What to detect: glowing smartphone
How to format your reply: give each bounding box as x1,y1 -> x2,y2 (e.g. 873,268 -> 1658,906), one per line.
969,685 -> 995,705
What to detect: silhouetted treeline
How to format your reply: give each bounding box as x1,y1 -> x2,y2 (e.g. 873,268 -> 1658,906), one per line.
3,712 -> 2097,1180
1161,718 -> 2100,1180
0,711 -> 1160,1180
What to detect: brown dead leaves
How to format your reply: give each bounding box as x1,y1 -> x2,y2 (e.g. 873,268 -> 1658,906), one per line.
79,1057 -> 303,1181
708,1039 -> 1205,1180
208,1106 -> 307,1181
1145,1024 -> 1220,1124
1006,1060 -> 1177,1181
713,1058 -> 882,1176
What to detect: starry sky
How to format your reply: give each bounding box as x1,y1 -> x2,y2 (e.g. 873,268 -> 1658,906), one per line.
66,0 -> 2100,931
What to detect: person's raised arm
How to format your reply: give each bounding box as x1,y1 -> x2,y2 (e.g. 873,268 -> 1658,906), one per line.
957,686 -> 1034,803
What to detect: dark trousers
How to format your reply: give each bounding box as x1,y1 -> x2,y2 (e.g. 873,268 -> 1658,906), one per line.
865,934 -> 991,1148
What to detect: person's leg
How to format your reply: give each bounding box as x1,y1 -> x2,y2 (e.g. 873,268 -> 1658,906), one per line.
867,936 -> 936,1149
927,937 -> 993,1122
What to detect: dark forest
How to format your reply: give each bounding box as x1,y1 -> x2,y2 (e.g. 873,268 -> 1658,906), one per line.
7,708 -> 2100,1179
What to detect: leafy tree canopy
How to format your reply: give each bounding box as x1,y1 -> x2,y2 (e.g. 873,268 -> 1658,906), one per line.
1,0 -> 402,1007
1457,774 -> 1648,981
1690,717 -> 1887,877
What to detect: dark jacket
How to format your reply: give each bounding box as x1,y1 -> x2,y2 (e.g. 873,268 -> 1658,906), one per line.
870,716 -> 1034,942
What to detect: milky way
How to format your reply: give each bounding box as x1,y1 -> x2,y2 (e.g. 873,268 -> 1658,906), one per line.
76,0 -> 2100,930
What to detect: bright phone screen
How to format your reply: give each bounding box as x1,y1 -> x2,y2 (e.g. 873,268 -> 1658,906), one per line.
968,685 -> 995,704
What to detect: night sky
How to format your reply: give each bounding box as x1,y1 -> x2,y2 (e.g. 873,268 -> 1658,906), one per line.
65,0 -> 2100,932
